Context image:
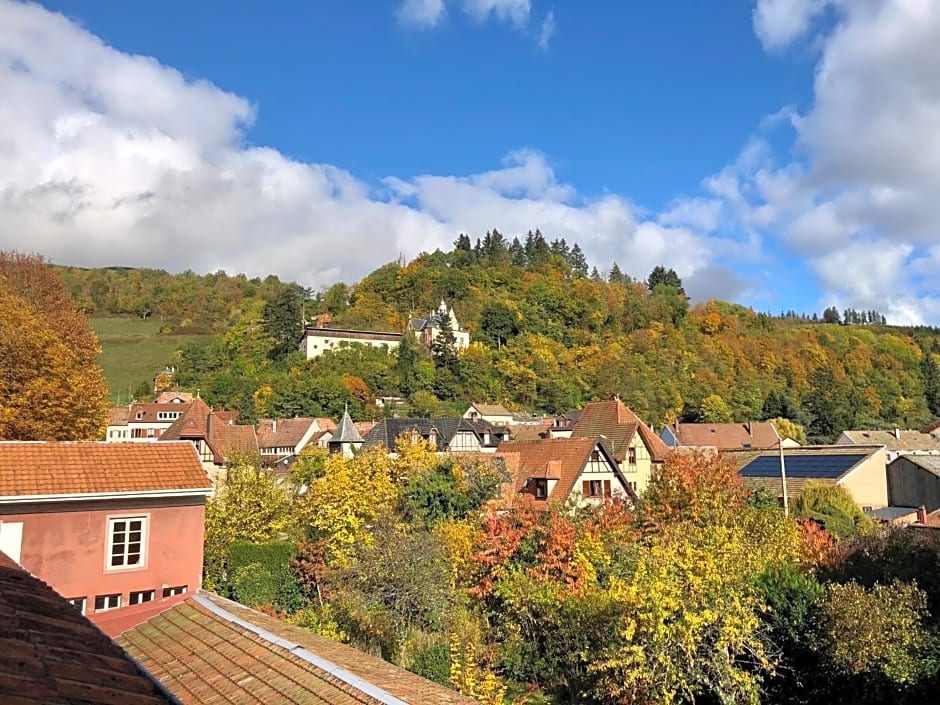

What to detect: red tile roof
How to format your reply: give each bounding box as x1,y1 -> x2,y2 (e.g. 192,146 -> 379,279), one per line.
0,442 -> 211,498
118,592 -> 478,705
496,437 -> 599,508
108,406 -> 130,426
127,402 -> 194,424
663,421 -> 780,450
160,398 -> 258,463
0,551 -> 172,705
256,418 -> 318,450
571,399 -> 670,462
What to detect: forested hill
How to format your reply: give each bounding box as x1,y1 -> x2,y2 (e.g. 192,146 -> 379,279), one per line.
63,230 -> 940,442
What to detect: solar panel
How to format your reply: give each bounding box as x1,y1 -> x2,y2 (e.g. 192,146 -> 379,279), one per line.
739,454 -> 868,479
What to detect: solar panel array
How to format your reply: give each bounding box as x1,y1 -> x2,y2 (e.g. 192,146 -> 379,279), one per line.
739,454 -> 868,479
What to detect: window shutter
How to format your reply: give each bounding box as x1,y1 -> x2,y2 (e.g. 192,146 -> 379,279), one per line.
604,479 -> 612,497
582,480 -> 590,496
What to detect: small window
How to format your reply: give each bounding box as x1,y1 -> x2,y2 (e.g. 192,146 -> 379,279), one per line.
108,516 -> 146,569
163,585 -> 187,598
628,447 -> 637,465
94,594 -> 121,612
588,479 -> 603,497
129,590 -> 155,605
590,449 -> 601,462
66,597 -> 86,615
534,479 -> 548,499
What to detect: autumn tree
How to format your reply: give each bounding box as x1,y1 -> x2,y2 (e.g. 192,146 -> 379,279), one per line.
0,252 -> 109,440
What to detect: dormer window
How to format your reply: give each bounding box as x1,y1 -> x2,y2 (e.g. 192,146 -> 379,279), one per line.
534,479 -> 548,499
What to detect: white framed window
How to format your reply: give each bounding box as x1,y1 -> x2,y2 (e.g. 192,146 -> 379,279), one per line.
108,516 -> 147,569
94,593 -> 121,612
129,590 -> 155,605
163,585 -> 187,598
66,597 -> 86,615
588,479 -> 603,497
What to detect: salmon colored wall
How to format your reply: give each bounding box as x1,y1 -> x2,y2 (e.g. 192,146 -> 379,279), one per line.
3,498 -> 204,636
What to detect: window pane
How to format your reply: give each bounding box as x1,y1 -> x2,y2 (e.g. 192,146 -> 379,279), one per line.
113,520 -> 126,533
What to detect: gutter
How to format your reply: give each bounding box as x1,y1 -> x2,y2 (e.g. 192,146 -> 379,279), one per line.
0,487 -> 212,505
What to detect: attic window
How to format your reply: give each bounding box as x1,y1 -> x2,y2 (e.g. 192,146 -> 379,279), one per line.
534,479 -> 548,499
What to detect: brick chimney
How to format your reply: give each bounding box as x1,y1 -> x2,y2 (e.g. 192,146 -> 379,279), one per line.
917,505 -> 928,524
747,421 -> 753,437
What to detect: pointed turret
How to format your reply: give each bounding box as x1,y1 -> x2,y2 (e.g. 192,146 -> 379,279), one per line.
329,407 -> 364,457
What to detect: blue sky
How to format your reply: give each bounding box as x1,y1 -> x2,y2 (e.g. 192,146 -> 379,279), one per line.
2,1 -> 939,323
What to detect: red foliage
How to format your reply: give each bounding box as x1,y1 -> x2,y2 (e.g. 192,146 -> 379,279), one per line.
470,511 -> 535,598
528,513 -> 589,594
797,519 -> 839,569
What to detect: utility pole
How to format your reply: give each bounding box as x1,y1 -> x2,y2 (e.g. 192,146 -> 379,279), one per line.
779,440 -> 789,517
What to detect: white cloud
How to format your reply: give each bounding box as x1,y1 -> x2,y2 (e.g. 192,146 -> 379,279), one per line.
0,1 -> 729,298
752,0 -> 833,50
537,9 -> 555,49
461,0 -> 531,28
658,197 -> 724,233
396,0 -> 446,28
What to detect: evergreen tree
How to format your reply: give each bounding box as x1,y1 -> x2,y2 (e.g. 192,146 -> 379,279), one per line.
508,237 -> 526,267
822,306 -> 841,324
609,262 -> 626,284
569,243 -> 589,276
262,284 -> 306,360
647,265 -> 685,296
590,266 -> 603,282
396,331 -> 421,396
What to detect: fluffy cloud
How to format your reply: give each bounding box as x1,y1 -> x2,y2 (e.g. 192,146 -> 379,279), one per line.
396,0 -> 555,47
0,1 -> 728,298
719,0 -> 940,323
396,0 -> 446,28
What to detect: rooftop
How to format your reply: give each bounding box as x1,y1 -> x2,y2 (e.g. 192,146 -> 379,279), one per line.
841,428 -> 940,452
0,441 -> 211,499
0,551 -> 172,705
571,398 -> 670,462
662,421 -> 780,450
118,591 -> 476,705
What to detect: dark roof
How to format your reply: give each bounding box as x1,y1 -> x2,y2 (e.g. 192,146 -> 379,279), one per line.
571,398 -> 670,462
364,418 -> 505,451
0,551 -> 172,705
118,592 -> 476,705
332,411 -> 365,444
0,441 -> 211,498
733,445 -> 884,498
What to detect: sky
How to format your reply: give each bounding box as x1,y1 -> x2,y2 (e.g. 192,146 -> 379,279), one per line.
1,0 -> 939,323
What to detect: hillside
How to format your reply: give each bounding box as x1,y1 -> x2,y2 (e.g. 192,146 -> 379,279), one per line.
70,230 -> 940,442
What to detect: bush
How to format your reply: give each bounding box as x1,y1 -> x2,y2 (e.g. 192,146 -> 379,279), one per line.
228,541 -> 304,613
408,641 -> 451,685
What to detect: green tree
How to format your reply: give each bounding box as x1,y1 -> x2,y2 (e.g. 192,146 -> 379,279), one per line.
262,284 -> 306,360
478,300 -> 519,348
646,265 -> 685,296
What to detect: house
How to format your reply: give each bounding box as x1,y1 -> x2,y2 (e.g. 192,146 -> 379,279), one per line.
887,455 -> 940,513
0,550 -> 174,704
159,397 -> 258,486
256,417 -> 324,463
300,326 -> 403,359
659,421 -> 789,451
570,397 -> 671,494
549,409 -> 583,439
364,417 -> 509,454
495,437 -> 638,510
117,590 -> 478,705
407,298 -> 471,350
106,399 -> 194,442
837,428 -> 940,462
0,441 -> 212,636
328,410 -> 364,457
733,445 -> 888,509
464,402 -> 514,426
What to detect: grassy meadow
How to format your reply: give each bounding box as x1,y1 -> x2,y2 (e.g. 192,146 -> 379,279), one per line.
91,317 -> 209,404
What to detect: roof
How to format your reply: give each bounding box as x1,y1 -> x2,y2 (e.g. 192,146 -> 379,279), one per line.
332,411 -> 364,444
256,417 -> 318,450
364,418 -> 505,451
0,551 -> 172,705
315,417 -> 338,433
865,506 -> 918,522
889,454 -> 940,477
127,402 -> 194,424
552,409 -> 582,430
571,398 -> 671,463
663,421 -> 780,450
469,403 -> 513,417
0,441 -> 212,499
302,327 -> 403,342
160,398 -> 258,463
108,406 -> 131,426
495,437 -> 635,508
733,445 -> 883,499
154,392 -> 194,404
841,429 -> 940,452
118,592 -> 477,705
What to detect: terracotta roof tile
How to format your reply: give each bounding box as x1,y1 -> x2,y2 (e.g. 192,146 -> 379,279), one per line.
496,438 -> 598,508
571,399 -> 669,462
160,399 -> 258,463
841,429 -> 940,452
256,418 -> 318,450
470,403 -> 513,417
127,402 -> 194,424
118,592 -> 478,705
0,551 -> 172,705
663,422 -> 780,450
108,406 -> 131,426
0,442 -> 211,497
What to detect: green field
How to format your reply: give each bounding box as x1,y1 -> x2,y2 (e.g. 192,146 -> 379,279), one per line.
91,317 -> 209,404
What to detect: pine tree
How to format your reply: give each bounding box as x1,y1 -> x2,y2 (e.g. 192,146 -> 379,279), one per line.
569,243 -> 589,276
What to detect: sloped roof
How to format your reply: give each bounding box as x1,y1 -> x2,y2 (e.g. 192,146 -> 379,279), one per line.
154,392 -> 194,404
256,417 -> 318,449
571,398 -> 670,462
663,421 -> 780,450
0,551 -> 172,705
365,418 -> 487,451
315,417 -> 338,433
160,398 -> 258,463
469,403 -> 513,417
332,411 -> 364,444
733,445 -> 883,499
495,437 -> 634,508
118,592 -> 477,705
108,406 -> 131,426
890,454 -> 940,478
0,441 -> 211,498
841,429 -> 940,452
127,402 -> 193,424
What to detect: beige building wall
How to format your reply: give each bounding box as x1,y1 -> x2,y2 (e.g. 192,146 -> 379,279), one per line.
623,435 -> 655,495
569,452 -> 631,507
302,332 -> 401,359
839,447 -> 889,508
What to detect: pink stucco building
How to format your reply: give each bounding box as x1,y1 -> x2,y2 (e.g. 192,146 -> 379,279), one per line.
0,441 -> 212,636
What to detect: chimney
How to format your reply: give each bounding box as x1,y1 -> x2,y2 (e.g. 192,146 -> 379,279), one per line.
747,421 -> 753,437
895,427 -> 901,440
273,419 -> 277,433
917,506 -> 928,524
484,429 -> 491,445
